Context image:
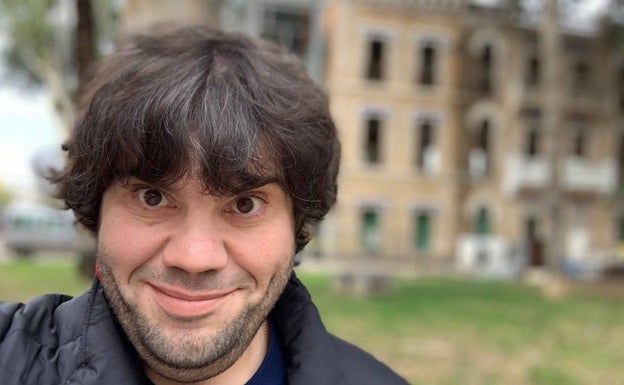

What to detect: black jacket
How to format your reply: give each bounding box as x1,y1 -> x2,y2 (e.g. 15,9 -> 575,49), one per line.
0,274 -> 409,384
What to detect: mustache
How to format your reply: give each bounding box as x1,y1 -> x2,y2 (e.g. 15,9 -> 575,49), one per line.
136,267 -> 253,292
97,252 -> 252,292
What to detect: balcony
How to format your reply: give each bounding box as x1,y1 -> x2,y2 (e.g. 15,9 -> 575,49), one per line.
559,157 -> 617,195
503,154 -> 550,195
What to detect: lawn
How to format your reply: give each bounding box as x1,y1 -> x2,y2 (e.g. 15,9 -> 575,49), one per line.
1,259 -> 623,385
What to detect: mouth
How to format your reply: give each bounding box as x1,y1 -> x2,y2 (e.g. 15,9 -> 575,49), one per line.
147,283 -> 236,320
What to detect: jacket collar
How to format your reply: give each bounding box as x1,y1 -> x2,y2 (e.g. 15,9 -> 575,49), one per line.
74,279 -> 151,384
271,273 -> 344,384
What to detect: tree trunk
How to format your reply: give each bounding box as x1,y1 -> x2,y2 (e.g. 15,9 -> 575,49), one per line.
74,0 -> 97,103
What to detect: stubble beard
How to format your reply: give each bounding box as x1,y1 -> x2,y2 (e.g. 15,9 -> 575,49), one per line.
96,252 -> 293,383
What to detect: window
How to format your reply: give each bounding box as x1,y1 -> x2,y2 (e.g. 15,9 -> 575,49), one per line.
477,119 -> 490,155
416,118 -> 436,173
419,43 -> 437,86
526,217 -> 537,240
261,7 -> 310,58
526,217 -> 544,266
573,61 -> 589,91
525,122 -> 540,157
526,54 -> 540,87
366,39 -> 385,80
478,44 -> 494,94
361,209 -> 381,254
475,206 -> 490,235
364,116 -> 382,164
572,129 -> 586,158
469,118 -> 491,178
414,212 -> 431,252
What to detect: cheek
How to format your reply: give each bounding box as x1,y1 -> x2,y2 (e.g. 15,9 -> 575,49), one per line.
231,221 -> 295,286
98,209 -> 160,282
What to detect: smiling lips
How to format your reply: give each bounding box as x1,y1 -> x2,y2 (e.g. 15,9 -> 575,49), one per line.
148,284 -> 235,319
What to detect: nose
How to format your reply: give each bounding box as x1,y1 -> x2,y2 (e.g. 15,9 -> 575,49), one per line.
161,210 -> 229,274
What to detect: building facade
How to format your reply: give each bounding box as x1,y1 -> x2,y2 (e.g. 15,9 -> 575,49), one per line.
316,0 -> 624,275
118,0 -> 624,274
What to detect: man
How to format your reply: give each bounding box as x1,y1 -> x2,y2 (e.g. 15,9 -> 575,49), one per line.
0,27 -> 409,385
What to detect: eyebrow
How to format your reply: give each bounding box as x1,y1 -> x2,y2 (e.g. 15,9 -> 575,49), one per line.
120,174 -> 285,196
224,176 -> 285,195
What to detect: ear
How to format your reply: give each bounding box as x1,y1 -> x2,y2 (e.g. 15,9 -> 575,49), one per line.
95,259 -> 102,281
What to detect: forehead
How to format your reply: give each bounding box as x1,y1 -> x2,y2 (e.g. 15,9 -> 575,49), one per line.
123,152 -> 284,195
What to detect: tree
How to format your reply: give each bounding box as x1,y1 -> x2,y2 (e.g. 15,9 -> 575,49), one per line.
0,0 -> 113,135
0,181 -> 12,208
1,0 -> 76,133
601,0 -> 624,51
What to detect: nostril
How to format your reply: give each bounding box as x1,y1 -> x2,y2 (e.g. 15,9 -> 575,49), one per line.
161,230 -> 229,273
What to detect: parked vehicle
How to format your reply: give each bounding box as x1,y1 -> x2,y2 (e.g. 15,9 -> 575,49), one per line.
1,202 -> 95,261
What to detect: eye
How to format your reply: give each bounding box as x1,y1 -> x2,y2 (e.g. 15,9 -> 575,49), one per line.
137,188 -> 169,207
232,196 -> 263,215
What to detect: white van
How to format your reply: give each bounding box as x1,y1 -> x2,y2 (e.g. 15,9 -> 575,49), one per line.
1,202 -> 95,258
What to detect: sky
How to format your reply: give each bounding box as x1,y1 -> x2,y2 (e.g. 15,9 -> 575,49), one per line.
0,87 -> 63,197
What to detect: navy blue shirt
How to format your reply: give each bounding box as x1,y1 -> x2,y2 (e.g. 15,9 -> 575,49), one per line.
245,319 -> 287,385
143,320 -> 286,385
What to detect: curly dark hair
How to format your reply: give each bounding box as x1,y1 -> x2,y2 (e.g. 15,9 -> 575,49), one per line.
53,26 -> 340,253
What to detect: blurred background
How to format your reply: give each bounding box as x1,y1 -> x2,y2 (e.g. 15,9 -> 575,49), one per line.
1,0 -> 624,384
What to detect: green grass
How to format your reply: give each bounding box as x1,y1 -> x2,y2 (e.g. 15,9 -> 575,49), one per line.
0,258 -> 91,300
297,274 -> 624,385
1,259 -> 623,385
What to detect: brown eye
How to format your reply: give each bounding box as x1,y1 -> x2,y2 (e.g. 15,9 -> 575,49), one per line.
138,188 -> 168,207
233,196 -> 262,214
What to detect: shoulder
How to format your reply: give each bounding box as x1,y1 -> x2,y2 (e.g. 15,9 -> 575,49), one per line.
328,334 -> 410,385
0,292 -> 88,385
0,293 -> 75,340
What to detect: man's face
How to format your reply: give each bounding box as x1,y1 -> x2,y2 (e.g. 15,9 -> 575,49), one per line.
97,174 -> 295,382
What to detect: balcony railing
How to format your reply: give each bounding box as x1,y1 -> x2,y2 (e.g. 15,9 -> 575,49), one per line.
559,157 -> 617,194
503,155 -> 617,195
503,154 -> 550,194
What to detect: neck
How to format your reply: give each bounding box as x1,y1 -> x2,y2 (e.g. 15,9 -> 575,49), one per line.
146,320 -> 270,385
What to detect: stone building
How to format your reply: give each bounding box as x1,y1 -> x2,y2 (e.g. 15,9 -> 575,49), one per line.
118,0 -> 624,275
315,0 -> 624,276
